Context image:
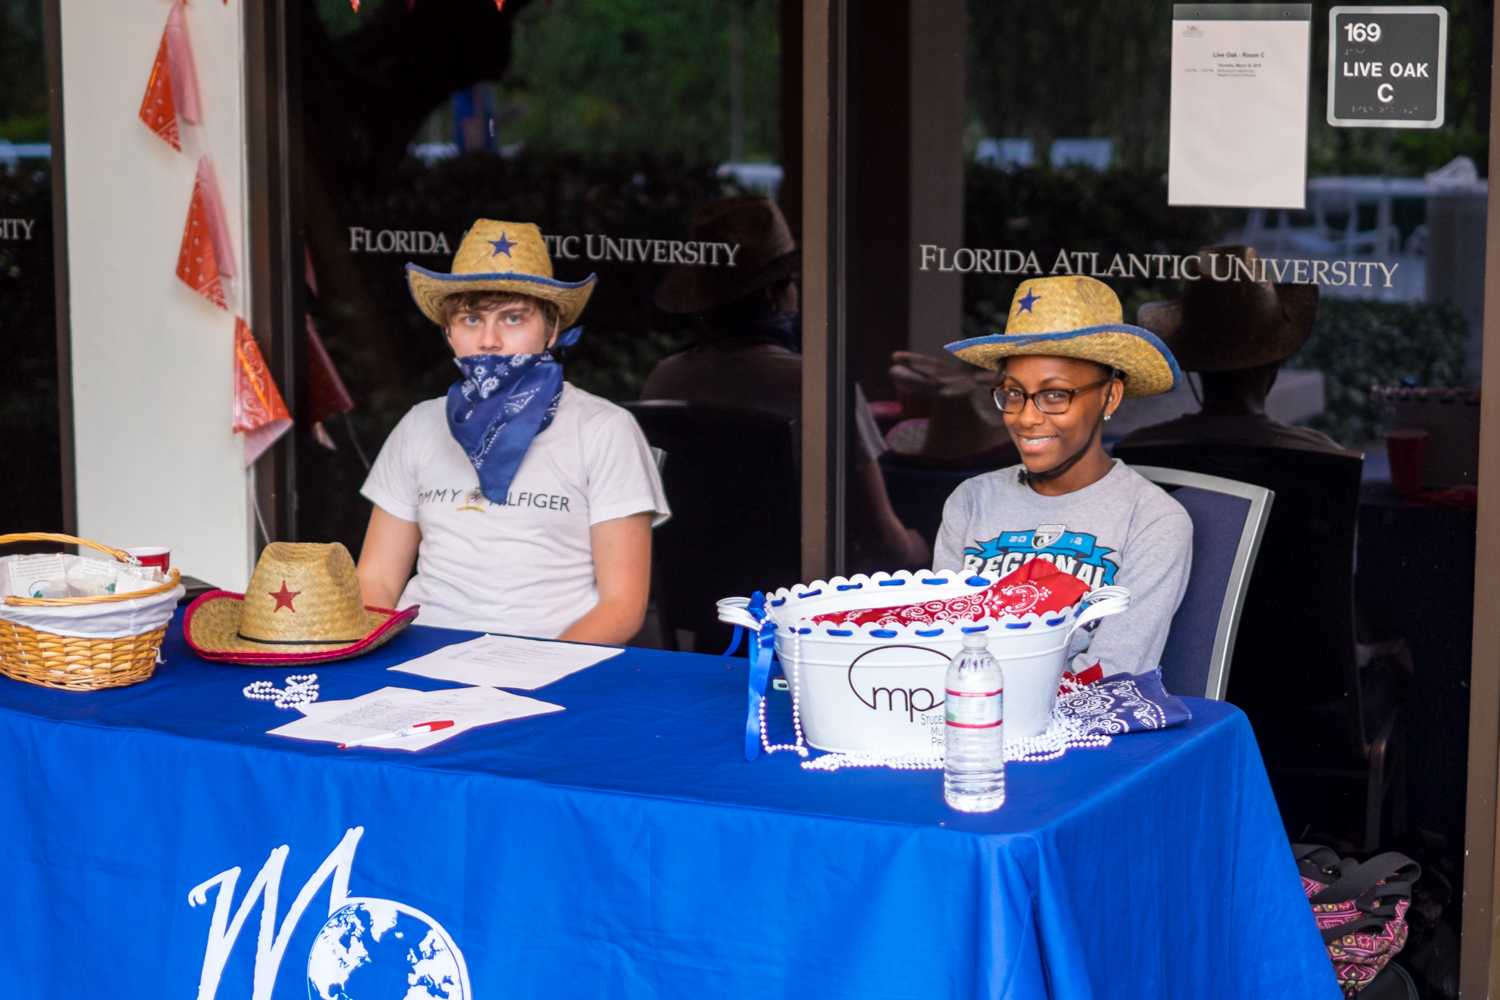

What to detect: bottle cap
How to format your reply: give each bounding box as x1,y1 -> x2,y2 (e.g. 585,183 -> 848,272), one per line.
961,630 -> 989,649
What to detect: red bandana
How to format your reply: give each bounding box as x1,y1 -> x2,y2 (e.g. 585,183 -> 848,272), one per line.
813,560 -> 1093,628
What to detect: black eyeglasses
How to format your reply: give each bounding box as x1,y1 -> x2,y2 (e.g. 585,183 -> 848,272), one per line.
991,378 -> 1114,415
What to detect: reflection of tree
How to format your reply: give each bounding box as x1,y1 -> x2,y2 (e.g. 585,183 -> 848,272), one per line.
504,0 -> 780,161
967,1 -> 1171,169
0,0 -> 48,139
302,0 -> 531,175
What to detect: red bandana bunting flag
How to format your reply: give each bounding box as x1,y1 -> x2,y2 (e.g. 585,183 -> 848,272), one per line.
177,156 -> 236,310
138,2 -> 202,150
305,315 -> 356,450
233,318 -> 293,465
138,25 -> 179,149
812,559 -> 1093,628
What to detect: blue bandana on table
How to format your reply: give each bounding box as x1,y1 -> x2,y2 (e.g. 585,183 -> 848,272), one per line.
1053,668 -> 1192,735
445,326 -> 582,504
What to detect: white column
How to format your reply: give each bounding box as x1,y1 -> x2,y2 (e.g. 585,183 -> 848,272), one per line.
60,0 -> 253,589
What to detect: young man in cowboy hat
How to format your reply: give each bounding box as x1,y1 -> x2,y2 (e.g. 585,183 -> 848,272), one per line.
642,195 -> 927,570
937,275 -> 1192,678
356,220 -> 669,643
1116,244 -> 1351,455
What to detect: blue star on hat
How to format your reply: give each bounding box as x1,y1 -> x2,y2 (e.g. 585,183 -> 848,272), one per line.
1017,289 -> 1040,313
489,233 -> 515,257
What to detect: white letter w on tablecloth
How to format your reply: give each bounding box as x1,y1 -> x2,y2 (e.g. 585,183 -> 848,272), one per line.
186,826 -> 365,1000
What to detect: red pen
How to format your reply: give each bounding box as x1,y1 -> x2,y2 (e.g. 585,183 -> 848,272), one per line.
338,719 -> 455,750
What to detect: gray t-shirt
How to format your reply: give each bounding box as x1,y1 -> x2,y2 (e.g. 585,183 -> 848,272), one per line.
933,460 -> 1192,676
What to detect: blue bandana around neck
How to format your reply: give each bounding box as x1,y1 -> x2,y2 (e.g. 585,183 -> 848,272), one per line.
445,326 -> 582,504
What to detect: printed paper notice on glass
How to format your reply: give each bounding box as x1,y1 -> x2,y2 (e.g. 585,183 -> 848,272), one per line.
1168,4 -> 1312,209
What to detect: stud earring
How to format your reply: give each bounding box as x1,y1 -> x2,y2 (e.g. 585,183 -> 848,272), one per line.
1104,414 -> 1113,422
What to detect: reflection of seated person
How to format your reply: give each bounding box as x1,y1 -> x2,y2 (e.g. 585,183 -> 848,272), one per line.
356,220 -> 669,643
641,196 -> 927,569
935,276 -> 1192,677
885,350 -> 1018,467
1115,245 -> 1352,456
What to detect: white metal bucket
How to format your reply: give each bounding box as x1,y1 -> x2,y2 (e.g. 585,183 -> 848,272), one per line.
719,571 -> 1130,755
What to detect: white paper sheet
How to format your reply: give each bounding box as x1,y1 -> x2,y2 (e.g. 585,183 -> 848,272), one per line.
388,634 -> 623,690
1168,6 -> 1311,208
270,685 -> 562,751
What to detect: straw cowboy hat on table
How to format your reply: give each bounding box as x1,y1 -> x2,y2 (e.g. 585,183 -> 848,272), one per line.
184,542 -> 417,665
406,220 -> 597,329
945,274 -> 1181,396
1135,244 -> 1319,372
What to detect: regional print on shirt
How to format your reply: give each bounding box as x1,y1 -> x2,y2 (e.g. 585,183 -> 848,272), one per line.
415,485 -> 576,513
961,524 -> 1119,588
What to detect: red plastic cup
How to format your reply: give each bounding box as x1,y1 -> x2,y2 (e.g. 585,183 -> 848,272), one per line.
1386,430 -> 1429,497
125,546 -> 171,576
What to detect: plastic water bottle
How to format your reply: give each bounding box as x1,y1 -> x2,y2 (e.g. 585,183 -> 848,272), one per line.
943,631 -> 1006,812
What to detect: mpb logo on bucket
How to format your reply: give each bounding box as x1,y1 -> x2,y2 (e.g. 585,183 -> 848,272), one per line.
847,645 -> 949,745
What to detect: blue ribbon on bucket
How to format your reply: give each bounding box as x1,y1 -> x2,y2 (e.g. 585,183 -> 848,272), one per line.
732,591 -> 776,761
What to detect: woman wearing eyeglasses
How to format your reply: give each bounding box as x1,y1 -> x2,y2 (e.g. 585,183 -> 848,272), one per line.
933,275 -> 1192,678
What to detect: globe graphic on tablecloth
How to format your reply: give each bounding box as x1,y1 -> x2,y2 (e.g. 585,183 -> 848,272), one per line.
306,897 -> 469,999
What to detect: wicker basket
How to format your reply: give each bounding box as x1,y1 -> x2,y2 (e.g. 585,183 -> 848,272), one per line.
0,532 -> 183,691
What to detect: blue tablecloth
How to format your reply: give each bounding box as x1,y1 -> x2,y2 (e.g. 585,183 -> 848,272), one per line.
0,613 -> 1338,999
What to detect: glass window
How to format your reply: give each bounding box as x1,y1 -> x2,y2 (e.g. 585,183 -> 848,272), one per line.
289,0 -> 800,649
0,0 -> 64,533
842,0 -> 1489,980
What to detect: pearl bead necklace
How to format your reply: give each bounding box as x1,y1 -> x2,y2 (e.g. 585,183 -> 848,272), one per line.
801,722 -> 1112,772
758,621 -> 809,758
242,674 -> 320,710
803,752 -> 943,772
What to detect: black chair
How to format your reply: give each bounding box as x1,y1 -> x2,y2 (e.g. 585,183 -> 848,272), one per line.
621,401 -> 801,652
1114,442 -> 1399,849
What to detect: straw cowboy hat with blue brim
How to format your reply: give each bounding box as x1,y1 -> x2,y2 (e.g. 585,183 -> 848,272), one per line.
406,220 -> 597,329
945,275 -> 1182,397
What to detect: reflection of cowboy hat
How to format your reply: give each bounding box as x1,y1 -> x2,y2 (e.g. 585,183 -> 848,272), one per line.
406,220 -> 596,329
945,275 -> 1180,397
1137,245 -> 1319,372
654,196 -> 799,314
184,543 -> 417,665
886,351 -> 1015,463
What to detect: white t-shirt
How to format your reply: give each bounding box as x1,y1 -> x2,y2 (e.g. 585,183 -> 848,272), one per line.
361,383 -> 670,637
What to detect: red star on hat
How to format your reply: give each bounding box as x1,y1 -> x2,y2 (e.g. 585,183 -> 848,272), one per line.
269,580 -> 301,612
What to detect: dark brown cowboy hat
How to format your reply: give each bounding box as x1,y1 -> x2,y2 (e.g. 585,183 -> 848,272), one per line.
654,196 -> 800,314
1136,245 -> 1319,372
